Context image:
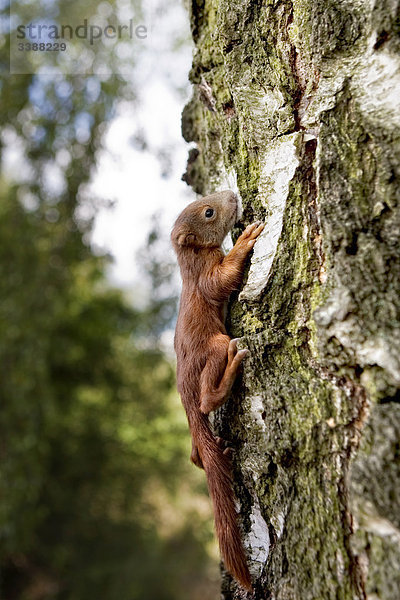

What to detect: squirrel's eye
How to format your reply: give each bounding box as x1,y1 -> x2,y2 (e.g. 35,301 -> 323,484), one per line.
205,208 -> 214,218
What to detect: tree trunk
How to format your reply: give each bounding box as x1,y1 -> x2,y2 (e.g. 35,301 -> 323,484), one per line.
182,1 -> 400,599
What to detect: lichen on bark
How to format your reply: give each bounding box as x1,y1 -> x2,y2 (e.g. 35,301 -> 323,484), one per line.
182,1 -> 400,598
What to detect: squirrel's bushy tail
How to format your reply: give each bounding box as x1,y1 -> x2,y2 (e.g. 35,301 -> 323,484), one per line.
192,412 -> 252,591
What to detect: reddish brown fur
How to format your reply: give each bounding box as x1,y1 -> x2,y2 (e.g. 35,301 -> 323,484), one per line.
171,190 -> 264,591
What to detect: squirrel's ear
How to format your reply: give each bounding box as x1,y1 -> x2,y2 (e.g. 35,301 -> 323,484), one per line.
177,232 -> 196,246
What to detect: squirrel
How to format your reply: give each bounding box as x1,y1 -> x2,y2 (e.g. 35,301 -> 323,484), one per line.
171,190 -> 264,591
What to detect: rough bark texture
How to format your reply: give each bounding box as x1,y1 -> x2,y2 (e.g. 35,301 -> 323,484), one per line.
182,1 -> 400,599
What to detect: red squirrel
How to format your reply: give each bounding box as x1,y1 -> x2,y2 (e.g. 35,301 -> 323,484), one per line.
171,190 -> 264,591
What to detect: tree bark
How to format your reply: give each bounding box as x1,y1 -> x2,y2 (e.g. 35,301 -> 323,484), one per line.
182,1 -> 400,599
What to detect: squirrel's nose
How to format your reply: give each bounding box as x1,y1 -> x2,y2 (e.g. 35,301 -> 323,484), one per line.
228,191 -> 237,205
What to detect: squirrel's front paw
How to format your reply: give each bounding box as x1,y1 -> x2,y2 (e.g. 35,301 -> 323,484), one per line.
236,221 -> 265,252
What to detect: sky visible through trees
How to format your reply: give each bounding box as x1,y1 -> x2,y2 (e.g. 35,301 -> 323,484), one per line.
0,1 -> 219,598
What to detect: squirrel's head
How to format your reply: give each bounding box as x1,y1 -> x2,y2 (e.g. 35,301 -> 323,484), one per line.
171,190 -> 238,251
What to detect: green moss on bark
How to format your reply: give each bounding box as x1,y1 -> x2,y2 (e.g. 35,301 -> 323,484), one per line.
183,0 -> 400,598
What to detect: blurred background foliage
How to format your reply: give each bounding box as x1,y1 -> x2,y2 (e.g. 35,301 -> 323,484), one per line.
0,0 -> 219,598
